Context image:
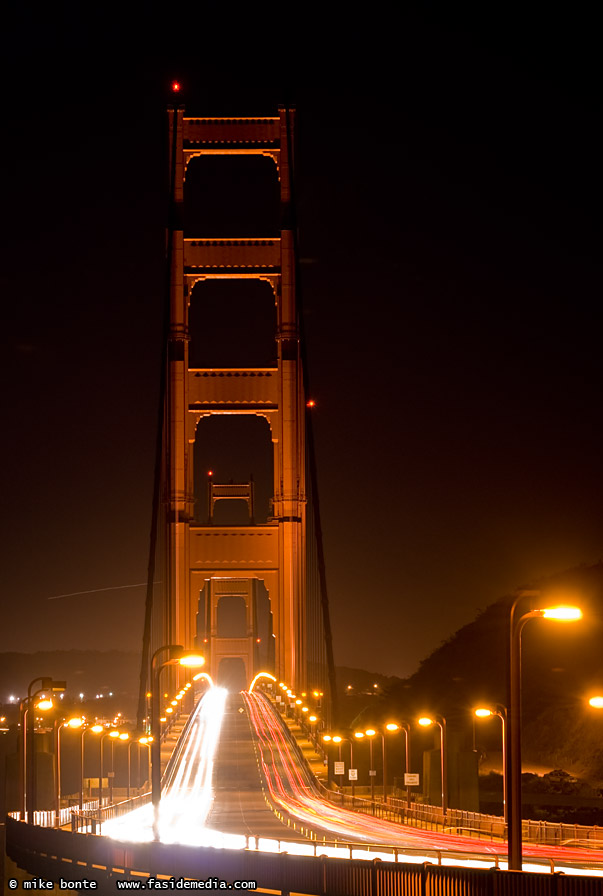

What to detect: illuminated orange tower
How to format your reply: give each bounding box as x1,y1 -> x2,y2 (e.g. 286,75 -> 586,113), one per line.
165,108 -> 306,689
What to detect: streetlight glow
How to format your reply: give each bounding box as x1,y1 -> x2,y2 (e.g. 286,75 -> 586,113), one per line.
418,717 -> 433,727
474,708 -> 493,718
589,696 -> 603,709
541,606 -> 582,621
385,723 -> 399,731
179,654 -> 205,667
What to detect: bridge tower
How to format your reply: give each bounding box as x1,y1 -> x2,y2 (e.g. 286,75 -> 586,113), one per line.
164,107 -> 306,690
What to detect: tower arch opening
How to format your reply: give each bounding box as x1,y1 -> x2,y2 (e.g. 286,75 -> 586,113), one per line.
193,415 -> 273,525
217,656 -> 247,692
217,594 -> 247,638
189,279 -> 277,369
184,155 -> 279,237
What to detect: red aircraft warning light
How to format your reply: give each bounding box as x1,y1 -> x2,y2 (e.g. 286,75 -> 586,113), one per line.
306,399 -> 316,409
171,81 -> 182,93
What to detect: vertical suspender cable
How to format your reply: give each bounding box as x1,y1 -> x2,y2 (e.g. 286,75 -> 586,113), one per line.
285,108 -> 339,727
136,103 -> 180,731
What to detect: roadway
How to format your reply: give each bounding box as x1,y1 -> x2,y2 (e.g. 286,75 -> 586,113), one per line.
103,687 -> 603,875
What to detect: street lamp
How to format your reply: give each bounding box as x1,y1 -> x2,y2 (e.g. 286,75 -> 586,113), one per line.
418,715 -> 447,815
507,596 -> 582,871
99,729 -> 120,816
151,645 -> 205,840
474,706 -> 507,822
55,717 -> 84,828
80,724 -> 103,812
364,729 -> 377,804
381,721 -> 411,805
20,678 -> 64,821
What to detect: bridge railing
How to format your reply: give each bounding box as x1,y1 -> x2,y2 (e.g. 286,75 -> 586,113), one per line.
70,791 -> 151,832
7,816 -> 603,892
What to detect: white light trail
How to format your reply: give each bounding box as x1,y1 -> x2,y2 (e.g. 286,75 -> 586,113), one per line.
103,686 -> 228,845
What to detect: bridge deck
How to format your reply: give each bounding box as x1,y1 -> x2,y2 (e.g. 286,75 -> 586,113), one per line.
205,692 -> 292,837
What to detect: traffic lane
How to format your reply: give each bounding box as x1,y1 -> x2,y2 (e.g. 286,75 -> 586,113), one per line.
244,691 -> 603,869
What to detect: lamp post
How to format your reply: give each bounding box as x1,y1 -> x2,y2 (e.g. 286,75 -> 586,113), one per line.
99,729 -> 120,821
20,679 -> 63,821
112,731 -> 129,802
364,729 -> 377,804
128,735 -> 152,799
381,721 -> 410,805
55,717 -> 84,828
474,706 -> 507,822
507,597 -> 582,871
151,645 -> 205,840
80,724 -> 103,812
418,715 -> 447,815
322,733 -> 352,801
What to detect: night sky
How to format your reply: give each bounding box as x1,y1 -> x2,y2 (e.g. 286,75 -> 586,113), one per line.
1,11 -> 601,678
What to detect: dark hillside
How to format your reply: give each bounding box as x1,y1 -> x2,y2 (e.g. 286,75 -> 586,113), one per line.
380,563 -> 603,782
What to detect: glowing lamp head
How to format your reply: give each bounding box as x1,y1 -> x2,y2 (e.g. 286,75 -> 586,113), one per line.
386,723 -> 399,731
36,699 -> 53,711
332,735 -> 342,743
322,734 -> 332,742
541,606 -> 582,621
90,725 -> 104,734
589,696 -> 603,709
365,728 -> 376,737
67,717 -> 84,728
309,715 -> 317,722
418,717 -> 433,727
295,699 -> 302,705
474,708 -> 493,718
354,731 -> 364,739
119,732 -> 129,741
109,730 -> 120,739
179,654 -> 205,667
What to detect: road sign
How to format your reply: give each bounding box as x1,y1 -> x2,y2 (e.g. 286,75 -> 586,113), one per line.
348,768 -> 358,781
334,761 -> 345,776
404,772 -> 420,786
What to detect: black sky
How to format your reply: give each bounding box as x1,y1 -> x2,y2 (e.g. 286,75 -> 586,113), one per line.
0,10 -> 601,678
